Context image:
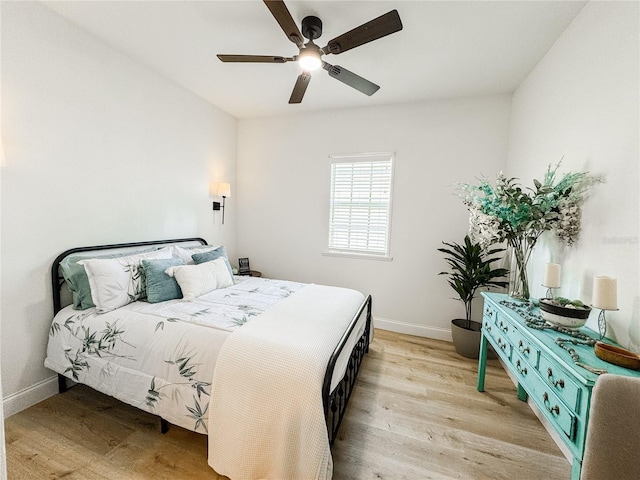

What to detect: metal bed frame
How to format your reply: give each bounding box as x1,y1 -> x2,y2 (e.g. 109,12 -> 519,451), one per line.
51,237 -> 372,446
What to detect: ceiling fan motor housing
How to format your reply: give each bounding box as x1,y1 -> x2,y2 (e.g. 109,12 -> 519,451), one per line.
302,16 -> 323,40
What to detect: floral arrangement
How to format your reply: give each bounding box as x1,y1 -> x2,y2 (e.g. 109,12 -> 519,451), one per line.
457,163 -> 602,299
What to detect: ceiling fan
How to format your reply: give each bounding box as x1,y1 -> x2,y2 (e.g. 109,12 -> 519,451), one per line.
217,0 -> 403,104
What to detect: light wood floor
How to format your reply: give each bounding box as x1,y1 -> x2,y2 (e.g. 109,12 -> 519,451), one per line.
5,329 -> 570,479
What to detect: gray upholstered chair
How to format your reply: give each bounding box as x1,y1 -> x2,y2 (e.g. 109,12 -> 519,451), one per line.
580,373 -> 640,479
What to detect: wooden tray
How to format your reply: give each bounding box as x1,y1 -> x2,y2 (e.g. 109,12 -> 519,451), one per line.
595,342 -> 640,370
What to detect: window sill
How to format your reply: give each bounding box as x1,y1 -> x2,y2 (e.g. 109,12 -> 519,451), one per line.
321,250 -> 393,261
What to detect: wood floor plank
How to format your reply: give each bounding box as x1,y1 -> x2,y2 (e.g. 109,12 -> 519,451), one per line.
5,329 -> 570,479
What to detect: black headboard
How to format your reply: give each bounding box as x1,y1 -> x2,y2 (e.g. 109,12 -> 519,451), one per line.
51,237 -> 207,315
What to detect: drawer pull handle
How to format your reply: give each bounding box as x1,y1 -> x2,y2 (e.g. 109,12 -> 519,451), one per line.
486,325 -> 492,332
486,309 -> 493,317
499,321 -> 508,333
543,392 -> 560,415
516,360 -> 527,375
518,340 -> 530,355
547,368 -> 565,389
497,338 -> 507,351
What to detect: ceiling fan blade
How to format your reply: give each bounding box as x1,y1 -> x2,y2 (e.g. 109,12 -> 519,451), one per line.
289,72 -> 312,104
322,62 -> 379,96
217,54 -> 292,63
322,10 -> 403,55
263,0 -> 304,47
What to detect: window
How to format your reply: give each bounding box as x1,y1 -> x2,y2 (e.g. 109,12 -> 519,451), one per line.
327,152 -> 394,259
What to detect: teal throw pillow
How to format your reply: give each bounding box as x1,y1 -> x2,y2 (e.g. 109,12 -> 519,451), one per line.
60,255 -> 97,310
191,246 -> 234,278
142,258 -> 185,303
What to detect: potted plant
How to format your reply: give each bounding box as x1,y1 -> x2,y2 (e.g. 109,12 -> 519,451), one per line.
438,236 -> 509,358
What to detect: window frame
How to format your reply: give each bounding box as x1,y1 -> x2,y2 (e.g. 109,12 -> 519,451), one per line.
324,152 -> 395,261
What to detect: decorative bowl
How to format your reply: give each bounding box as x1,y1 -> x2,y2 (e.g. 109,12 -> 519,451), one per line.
539,298 -> 592,329
594,342 -> 640,370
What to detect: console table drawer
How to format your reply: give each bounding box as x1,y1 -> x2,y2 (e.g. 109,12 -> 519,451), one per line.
483,318 -> 511,360
488,307 -> 540,370
511,350 -> 533,382
527,367 -> 577,441
495,315 -> 513,338
510,328 -> 540,368
539,355 -> 582,412
483,303 -> 498,323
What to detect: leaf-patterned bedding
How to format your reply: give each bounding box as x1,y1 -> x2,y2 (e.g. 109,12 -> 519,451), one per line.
44,276 -> 304,433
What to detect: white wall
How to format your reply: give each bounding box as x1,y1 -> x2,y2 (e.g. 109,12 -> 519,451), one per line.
237,95 -> 511,339
0,2 -> 237,413
508,1 -> 639,350
0,4 -> 7,475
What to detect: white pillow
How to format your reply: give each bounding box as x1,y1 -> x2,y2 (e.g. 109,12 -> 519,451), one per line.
79,248 -> 173,313
171,245 -> 221,264
165,257 -> 233,300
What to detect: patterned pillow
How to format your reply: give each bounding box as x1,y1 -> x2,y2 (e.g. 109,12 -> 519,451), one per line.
60,247 -> 156,310
79,248 -> 172,313
165,257 -> 233,300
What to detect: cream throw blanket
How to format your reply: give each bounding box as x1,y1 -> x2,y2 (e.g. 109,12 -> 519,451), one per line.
208,284 -> 365,480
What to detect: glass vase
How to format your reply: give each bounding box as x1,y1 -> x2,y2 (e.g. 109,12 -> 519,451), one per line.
508,239 -> 533,301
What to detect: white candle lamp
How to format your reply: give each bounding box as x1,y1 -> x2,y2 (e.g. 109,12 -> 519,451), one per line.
542,263 -> 562,299
592,276 -> 618,340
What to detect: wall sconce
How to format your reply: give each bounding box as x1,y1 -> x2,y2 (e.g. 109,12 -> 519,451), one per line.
212,182 -> 231,224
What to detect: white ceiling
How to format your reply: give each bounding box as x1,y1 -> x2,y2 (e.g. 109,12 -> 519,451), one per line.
43,1 -> 587,119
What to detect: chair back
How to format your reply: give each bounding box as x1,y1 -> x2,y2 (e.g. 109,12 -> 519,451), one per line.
581,374 -> 640,479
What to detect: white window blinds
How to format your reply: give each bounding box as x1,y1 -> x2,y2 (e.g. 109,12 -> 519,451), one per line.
328,153 -> 394,257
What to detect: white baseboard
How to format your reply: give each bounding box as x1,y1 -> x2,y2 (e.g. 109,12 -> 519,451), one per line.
3,375 -> 58,418
374,316 -> 452,342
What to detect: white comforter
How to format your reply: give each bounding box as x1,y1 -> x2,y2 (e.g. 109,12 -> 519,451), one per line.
208,284 -> 365,480
46,276 -> 367,479
45,276 -> 304,433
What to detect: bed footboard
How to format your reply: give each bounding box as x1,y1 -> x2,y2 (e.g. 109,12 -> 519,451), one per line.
323,294 -> 372,446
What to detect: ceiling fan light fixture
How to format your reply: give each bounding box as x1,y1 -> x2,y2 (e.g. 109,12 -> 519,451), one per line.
218,2 -> 403,104
298,48 -> 322,71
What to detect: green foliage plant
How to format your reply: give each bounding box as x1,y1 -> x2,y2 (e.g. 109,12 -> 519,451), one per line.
438,236 -> 509,329
456,163 -> 602,299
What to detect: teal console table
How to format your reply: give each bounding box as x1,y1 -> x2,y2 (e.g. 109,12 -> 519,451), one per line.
477,292 -> 640,480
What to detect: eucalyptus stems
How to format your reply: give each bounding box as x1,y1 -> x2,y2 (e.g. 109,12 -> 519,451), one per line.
457,163 -> 602,300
